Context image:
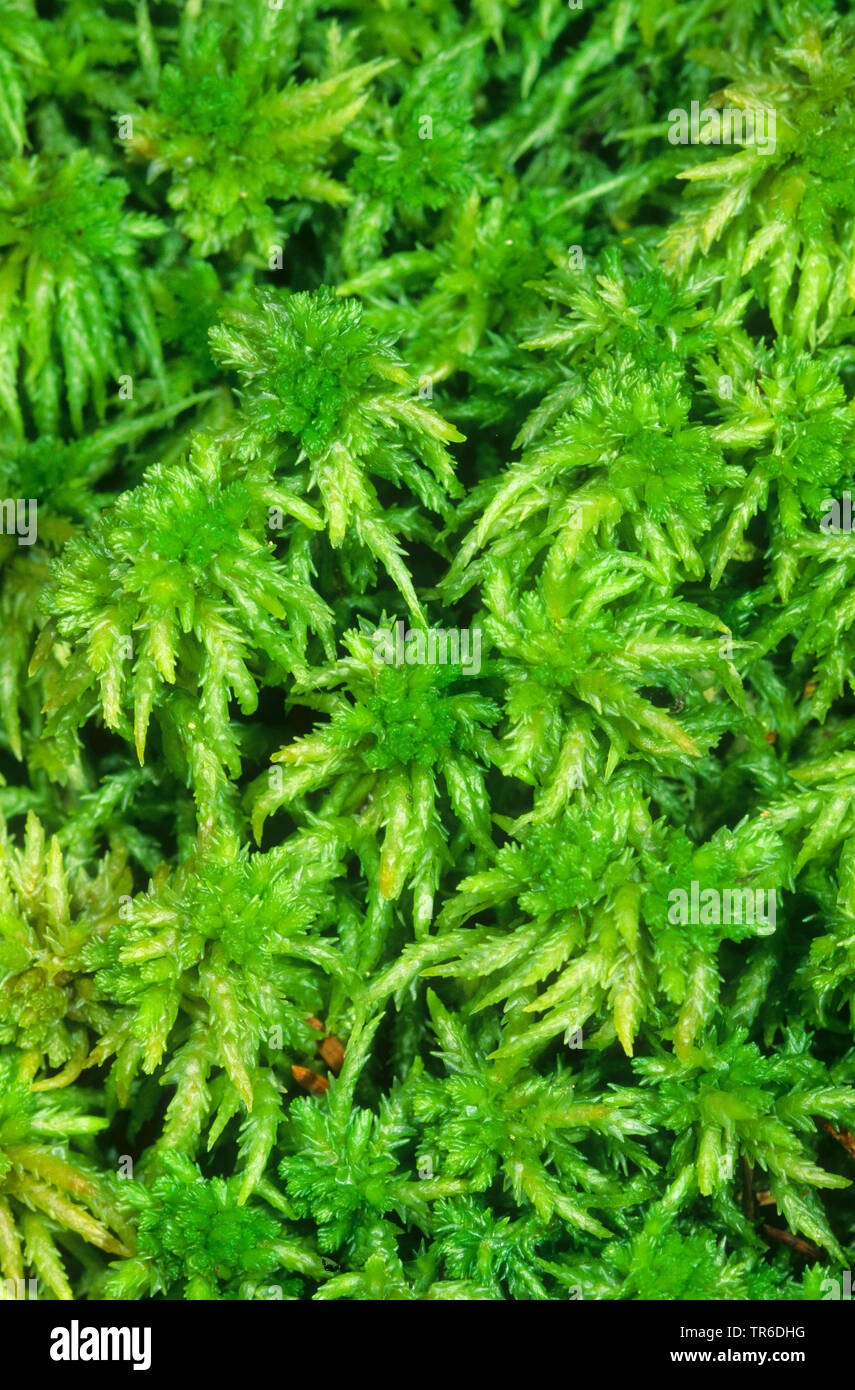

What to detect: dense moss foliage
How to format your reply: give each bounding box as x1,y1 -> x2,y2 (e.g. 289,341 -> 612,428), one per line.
1,0 -> 855,1301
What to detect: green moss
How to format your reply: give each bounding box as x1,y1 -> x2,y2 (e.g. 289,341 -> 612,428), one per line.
2,0 -> 855,1307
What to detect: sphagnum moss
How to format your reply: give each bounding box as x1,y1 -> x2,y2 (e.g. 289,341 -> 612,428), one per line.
0,0 -> 854,1303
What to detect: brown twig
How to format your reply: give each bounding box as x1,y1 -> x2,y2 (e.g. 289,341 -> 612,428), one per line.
319,1035 -> 345,1075
291,1065 -> 329,1095
762,1225 -> 824,1261
820,1120 -> 855,1161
